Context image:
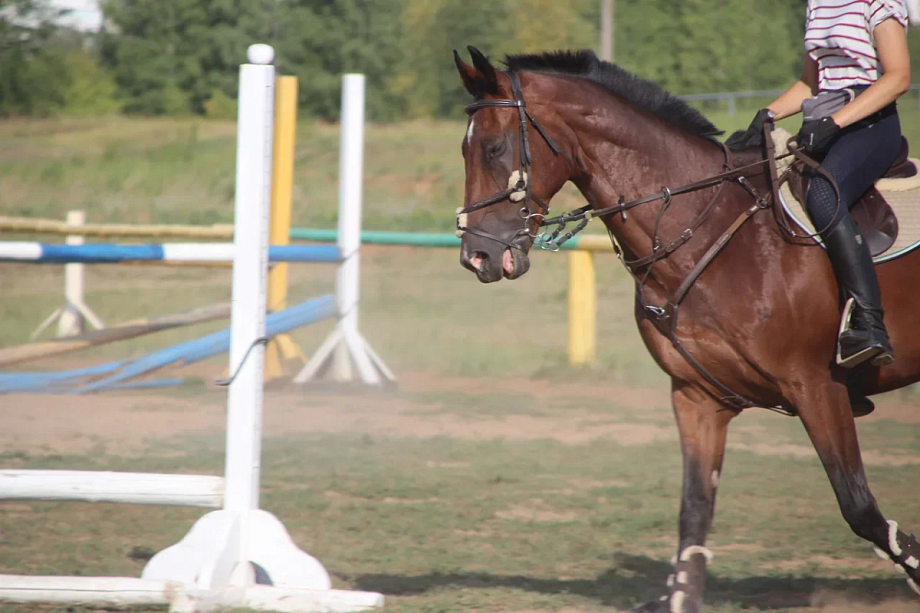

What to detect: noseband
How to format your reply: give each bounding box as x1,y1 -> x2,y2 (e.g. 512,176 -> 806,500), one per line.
456,71 -> 570,252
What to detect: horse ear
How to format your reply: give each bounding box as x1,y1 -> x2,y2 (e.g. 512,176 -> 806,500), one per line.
454,49 -> 480,96
467,46 -> 498,94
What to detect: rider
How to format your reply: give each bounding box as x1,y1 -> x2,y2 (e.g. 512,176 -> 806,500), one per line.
727,0 -> 910,368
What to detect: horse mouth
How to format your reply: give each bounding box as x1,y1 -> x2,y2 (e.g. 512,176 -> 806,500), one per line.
501,247 -> 530,279
466,246 -> 530,283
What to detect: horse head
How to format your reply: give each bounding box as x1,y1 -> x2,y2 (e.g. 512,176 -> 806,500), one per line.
454,46 -> 573,283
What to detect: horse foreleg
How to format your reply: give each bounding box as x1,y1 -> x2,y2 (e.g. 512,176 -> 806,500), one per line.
793,380 -> 920,597
642,380 -> 735,613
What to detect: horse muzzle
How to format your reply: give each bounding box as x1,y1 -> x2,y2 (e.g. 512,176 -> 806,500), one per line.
460,235 -> 531,283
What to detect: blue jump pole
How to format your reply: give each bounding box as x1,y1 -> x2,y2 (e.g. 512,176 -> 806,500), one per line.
0,294 -> 336,394
0,242 -> 341,264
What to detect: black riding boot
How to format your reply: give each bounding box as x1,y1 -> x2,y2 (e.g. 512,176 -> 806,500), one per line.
821,215 -> 893,368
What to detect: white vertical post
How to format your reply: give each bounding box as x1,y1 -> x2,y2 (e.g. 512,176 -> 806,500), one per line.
30,210 -> 104,341
58,211 -> 86,337
294,74 -> 396,387
333,74 -> 366,381
600,0 -> 614,62
225,46 -> 275,517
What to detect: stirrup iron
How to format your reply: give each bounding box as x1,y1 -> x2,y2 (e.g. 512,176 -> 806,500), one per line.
836,298 -> 884,368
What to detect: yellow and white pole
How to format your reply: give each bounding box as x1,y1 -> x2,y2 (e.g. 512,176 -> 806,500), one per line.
567,250 -> 597,364
264,75 -> 306,380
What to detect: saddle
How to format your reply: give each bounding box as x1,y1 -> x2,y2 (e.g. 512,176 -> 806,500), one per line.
771,129 -> 916,257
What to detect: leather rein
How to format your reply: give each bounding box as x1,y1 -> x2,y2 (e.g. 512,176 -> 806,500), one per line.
458,71 -> 807,415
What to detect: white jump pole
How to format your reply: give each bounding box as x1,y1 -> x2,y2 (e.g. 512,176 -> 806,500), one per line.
0,470 -> 224,508
295,74 -> 395,386
0,45 -> 383,613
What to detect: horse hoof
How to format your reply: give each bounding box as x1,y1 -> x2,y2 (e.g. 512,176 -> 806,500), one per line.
632,598 -> 669,613
633,594 -> 702,613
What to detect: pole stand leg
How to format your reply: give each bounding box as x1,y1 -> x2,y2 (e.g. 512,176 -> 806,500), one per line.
294,326 -> 395,387
142,510 -> 331,591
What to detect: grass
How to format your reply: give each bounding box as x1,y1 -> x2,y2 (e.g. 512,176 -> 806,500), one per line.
4,96 -> 920,233
0,385 -> 918,613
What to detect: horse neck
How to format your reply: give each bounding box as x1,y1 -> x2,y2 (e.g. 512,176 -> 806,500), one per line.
564,93 -> 729,292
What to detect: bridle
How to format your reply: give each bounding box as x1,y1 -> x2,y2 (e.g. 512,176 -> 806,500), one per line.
456,70 -> 812,415
456,71 -> 570,252
456,71 -> 788,254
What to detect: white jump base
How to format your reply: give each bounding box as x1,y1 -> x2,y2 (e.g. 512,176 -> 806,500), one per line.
0,45 -> 383,613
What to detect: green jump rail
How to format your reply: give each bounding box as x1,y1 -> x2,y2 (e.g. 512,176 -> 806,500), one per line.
288,228 -> 613,252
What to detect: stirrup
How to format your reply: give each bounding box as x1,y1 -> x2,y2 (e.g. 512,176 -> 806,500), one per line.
836,298 -> 889,368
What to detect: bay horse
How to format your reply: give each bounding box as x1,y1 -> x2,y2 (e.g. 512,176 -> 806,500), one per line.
453,47 -> 920,612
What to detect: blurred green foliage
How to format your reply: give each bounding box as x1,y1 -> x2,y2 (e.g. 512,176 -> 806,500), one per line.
4,0 -> 920,120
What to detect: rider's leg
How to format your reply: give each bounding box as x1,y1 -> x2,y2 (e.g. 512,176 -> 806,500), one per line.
805,107 -> 901,367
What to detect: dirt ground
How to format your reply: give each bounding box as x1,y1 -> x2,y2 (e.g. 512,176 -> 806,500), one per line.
1,368 -> 917,458
0,370 -> 674,456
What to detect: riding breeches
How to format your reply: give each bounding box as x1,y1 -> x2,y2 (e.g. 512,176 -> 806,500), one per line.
805,104 -> 901,233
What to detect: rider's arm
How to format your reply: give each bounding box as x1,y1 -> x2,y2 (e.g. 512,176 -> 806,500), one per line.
767,55 -> 819,120
830,18 -> 911,128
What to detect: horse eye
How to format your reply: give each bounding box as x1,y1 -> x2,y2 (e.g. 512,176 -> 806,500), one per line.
486,140 -> 506,160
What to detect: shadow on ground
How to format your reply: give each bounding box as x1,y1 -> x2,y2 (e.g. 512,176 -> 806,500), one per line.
350,553 -> 909,610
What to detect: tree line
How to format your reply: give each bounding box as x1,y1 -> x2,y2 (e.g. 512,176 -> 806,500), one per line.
4,0 -> 914,121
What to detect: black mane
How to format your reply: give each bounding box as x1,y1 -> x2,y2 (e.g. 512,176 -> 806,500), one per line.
504,50 -> 722,141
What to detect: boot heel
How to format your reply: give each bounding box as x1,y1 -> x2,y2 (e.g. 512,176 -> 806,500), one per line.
870,351 -> 894,366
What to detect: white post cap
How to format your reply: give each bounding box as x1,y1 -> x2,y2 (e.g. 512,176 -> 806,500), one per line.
247,44 -> 275,65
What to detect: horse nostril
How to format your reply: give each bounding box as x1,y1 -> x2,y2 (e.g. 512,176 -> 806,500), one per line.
470,251 -> 490,271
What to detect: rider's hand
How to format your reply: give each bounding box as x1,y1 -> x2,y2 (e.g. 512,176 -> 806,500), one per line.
796,117 -> 841,156
725,108 -> 775,152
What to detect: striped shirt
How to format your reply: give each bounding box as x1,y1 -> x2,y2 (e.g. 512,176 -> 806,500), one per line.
805,0 -> 908,90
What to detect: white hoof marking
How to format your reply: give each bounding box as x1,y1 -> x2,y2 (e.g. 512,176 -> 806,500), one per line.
679,545 -> 714,563
874,545 -> 890,560
889,520 -> 903,557
670,590 -> 685,613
